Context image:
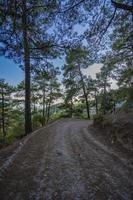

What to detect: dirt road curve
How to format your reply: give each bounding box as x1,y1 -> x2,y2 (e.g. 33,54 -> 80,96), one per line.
0,119 -> 133,200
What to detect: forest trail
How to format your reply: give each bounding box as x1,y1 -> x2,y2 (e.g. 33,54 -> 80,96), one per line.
0,119 -> 133,200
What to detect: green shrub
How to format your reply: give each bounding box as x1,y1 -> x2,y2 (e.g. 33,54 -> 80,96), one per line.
32,113 -> 43,128
6,121 -> 24,144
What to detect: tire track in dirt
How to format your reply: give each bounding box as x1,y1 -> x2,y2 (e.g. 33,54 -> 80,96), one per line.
0,119 -> 133,200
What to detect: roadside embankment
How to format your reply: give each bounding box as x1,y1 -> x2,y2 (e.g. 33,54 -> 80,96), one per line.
93,112 -> 133,151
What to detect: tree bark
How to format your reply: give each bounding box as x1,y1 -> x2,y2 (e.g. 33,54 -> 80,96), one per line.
95,91 -> 98,115
47,99 -> 51,123
70,98 -> 73,118
113,100 -> 116,113
42,88 -> 46,126
103,78 -> 107,115
32,95 -> 36,129
22,0 -> 32,134
78,66 -> 90,119
1,87 -> 5,142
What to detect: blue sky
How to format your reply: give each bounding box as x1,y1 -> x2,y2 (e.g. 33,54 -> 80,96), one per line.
0,56 -> 24,86
0,55 -> 117,89
0,56 -> 65,86
0,22 -> 87,86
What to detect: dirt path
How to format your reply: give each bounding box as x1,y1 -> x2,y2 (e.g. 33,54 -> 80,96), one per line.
0,119 -> 133,200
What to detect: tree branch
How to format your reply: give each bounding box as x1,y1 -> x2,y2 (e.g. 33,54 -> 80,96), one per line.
111,0 -> 133,12
98,6 -> 117,43
60,0 -> 86,13
27,0 -> 86,14
30,43 -> 70,51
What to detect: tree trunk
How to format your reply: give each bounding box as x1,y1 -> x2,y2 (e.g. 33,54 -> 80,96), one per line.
22,0 -> 32,134
70,98 -> 73,118
42,89 -> 46,126
47,100 -> 51,123
1,88 -> 5,142
84,94 -> 90,119
113,100 -> 116,113
78,66 -> 90,119
95,91 -> 98,115
103,78 -> 107,115
32,95 -> 36,129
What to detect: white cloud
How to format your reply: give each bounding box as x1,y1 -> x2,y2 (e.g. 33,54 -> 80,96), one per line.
110,79 -> 118,90
82,63 -> 118,89
82,63 -> 103,79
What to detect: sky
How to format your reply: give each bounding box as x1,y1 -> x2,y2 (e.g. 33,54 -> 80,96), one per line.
0,22 -> 90,86
0,56 -> 64,86
0,56 -> 24,86
82,63 -> 102,79
82,64 -> 118,89
0,12 -> 104,87
0,56 -> 101,84
0,56 -> 117,89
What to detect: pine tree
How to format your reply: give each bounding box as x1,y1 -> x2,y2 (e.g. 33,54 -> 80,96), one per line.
63,47 -> 91,119
0,0 -> 62,134
34,64 -> 61,125
91,79 -> 100,115
96,65 -> 111,114
0,79 -> 13,143
107,6 -> 133,108
63,63 -> 78,117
